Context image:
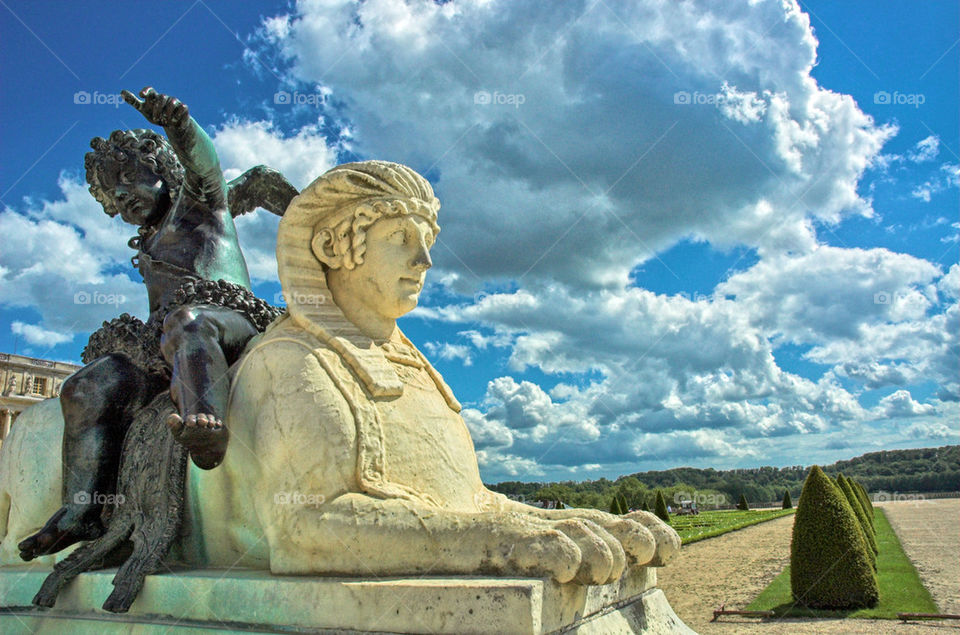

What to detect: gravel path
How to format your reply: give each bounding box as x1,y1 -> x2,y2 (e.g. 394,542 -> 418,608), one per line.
880,498 -> 960,615
656,507 -> 960,634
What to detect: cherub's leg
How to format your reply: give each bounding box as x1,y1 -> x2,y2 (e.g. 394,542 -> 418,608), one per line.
160,305 -> 257,470
18,354 -> 153,561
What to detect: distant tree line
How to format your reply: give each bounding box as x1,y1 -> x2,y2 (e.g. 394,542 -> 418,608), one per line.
488,445 -> 959,512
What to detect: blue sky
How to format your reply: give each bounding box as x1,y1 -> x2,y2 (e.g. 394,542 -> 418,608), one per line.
1,0 -> 957,482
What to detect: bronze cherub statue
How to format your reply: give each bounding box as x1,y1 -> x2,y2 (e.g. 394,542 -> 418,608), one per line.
17,87 -> 296,611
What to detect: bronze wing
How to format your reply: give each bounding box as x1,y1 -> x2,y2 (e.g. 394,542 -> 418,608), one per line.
227,165 -> 299,218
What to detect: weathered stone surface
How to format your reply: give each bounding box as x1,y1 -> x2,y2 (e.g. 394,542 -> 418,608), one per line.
0,565 -> 695,634
0,398 -> 68,568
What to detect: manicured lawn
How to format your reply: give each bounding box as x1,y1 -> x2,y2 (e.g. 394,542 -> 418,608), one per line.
671,508 -> 795,545
747,508 -> 938,618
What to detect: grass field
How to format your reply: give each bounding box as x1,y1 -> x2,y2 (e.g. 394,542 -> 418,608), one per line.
746,507 -> 938,618
671,508 -> 795,545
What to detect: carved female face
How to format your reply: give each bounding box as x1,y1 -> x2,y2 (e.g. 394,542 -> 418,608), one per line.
96,155 -> 169,226
325,214 -> 435,321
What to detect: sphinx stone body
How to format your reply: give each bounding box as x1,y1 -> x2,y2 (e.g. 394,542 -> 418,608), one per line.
186,160 -> 678,584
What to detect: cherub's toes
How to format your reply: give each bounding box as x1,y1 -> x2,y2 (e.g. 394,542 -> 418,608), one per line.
185,414 -> 199,427
165,413 -> 183,434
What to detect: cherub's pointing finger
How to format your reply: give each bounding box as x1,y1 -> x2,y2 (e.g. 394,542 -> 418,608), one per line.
121,90 -> 143,110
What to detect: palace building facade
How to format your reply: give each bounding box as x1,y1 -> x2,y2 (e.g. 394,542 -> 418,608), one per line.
0,352 -> 82,446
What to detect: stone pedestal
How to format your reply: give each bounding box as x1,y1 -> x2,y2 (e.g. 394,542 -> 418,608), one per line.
0,564 -> 695,634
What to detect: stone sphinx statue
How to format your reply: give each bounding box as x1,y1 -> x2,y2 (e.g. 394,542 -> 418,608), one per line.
188,160 -> 680,584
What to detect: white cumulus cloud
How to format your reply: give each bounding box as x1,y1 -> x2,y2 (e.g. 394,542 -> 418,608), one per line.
262,0 -> 894,288
908,135 -> 939,163
877,390 -> 936,418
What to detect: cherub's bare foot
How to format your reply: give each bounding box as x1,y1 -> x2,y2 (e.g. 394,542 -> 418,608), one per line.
166,412 -> 229,470
18,505 -> 104,561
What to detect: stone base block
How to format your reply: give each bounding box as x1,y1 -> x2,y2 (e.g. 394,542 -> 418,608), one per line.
0,564 -> 695,634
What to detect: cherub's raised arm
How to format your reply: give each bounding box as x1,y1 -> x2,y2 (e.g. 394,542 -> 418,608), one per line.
122,87 -> 227,211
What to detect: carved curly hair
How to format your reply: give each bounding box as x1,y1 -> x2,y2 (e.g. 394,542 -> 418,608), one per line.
297,161 -> 441,272
84,129 -> 184,218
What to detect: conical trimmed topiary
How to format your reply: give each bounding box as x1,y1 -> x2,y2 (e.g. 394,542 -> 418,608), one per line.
838,474 -> 871,523
782,490 -> 792,509
737,494 -> 749,511
654,490 -> 670,523
640,500 -> 650,512
609,495 -> 625,515
853,480 -> 873,516
791,466 -> 879,609
838,474 -> 878,557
